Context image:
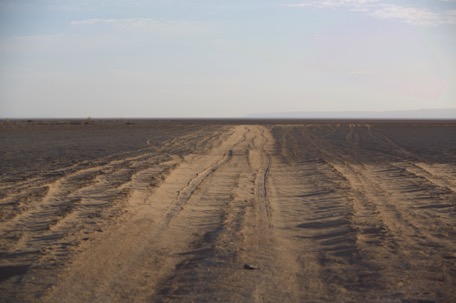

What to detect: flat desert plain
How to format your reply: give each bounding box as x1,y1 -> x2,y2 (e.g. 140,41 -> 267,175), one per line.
1,120 -> 455,303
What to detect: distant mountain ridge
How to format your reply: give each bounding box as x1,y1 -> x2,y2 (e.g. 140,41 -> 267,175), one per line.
248,108 -> 456,119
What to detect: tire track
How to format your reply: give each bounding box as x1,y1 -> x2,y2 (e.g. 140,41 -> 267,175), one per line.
160,148 -> 233,226
0,155 -> 179,302
41,125 -> 305,303
402,162 -> 456,194
0,126 -> 228,303
151,126 -> 302,303
2,122 -> 455,303
321,124 -> 456,302
269,160 -> 373,301
270,124 -> 456,302
41,125 -> 250,303
333,163 -> 456,301
150,151 -> 247,302
241,128 -> 302,303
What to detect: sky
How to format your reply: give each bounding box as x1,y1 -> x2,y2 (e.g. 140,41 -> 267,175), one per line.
0,0 -> 455,118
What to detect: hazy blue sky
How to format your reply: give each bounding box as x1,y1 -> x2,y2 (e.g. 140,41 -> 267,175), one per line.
1,0 -> 455,118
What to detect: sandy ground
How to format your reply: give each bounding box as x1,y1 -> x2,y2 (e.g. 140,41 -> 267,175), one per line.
0,120 -> 455,302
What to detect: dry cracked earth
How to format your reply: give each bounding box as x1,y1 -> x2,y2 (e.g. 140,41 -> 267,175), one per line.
0,120 -> 455,302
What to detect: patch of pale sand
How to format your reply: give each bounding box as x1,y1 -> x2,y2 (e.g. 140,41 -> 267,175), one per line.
42,125 -> 271,302
410,162 -> 456,193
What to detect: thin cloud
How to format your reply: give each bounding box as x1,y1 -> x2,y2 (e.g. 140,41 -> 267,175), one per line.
285,0 -> 378,9
372,4 -> 439,25
285,1 -> 456,25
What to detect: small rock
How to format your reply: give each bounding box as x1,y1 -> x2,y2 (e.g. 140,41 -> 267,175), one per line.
243,264 -> 257,270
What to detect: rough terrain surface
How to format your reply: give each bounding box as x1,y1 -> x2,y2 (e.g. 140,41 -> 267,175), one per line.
1,120 -> 455,302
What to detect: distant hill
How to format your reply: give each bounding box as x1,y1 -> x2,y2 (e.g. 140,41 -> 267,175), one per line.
248,108 -> 456,119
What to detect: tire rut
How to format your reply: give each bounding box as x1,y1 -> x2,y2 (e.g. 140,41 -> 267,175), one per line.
0,126 -> 227,303
270,123 -> 456,302
2,122 -> 455,303
40,126 -> 256,302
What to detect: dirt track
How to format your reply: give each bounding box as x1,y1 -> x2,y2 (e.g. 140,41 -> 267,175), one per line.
1,121 -> 455,302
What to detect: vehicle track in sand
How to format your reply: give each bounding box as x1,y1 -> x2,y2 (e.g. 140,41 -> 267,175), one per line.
1,121 -> 455,303
37,125 -> 303,303
270,123 -> 456,302
320,124 -> 454,301
0,125 -> 231,302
